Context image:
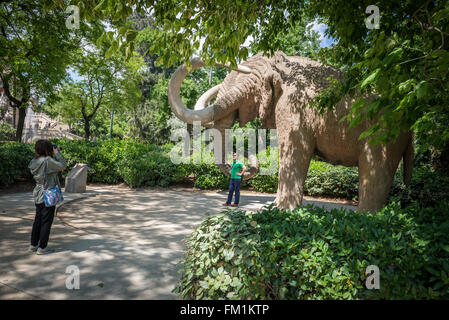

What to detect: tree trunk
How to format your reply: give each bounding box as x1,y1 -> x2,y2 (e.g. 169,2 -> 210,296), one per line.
109,110 -> 114,139
84,119 -> 90,141
15,106 -> 26,142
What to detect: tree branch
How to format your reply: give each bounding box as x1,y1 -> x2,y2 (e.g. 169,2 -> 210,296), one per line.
88,81 -> 104,119
0,73 -> 20,106
80,96 -> 87,118
0,24 -> 6,38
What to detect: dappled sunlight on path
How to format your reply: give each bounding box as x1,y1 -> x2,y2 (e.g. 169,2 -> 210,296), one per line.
0,185 -> 356,299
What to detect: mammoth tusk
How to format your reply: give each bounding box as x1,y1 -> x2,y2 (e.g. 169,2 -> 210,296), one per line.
168,57 -> 215,125
234,65 -> 252,74
194,84 -> 221,111
169,58 -> 233,125
194,84 -> 221,128
215,63 -> 252,74
168,57 -> 251,125
195,62 -> 252,111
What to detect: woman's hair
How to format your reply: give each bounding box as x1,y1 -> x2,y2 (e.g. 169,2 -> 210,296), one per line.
34,139 -> 53,158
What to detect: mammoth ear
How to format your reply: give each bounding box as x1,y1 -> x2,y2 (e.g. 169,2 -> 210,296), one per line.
259,71 -> 283,128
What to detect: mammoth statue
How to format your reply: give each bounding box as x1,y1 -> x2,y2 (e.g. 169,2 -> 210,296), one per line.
168,51 -> 413,212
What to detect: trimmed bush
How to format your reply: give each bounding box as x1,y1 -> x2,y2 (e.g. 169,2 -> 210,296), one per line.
120,149 -> 180,188
0,123 -> 16,141
51,139 -> 107,183
1,139 -> 187,188
2,139 -> 448,206
0,142 -> 34,186
50,138 -> 187,188
52,138 -> 137,183
248,173 -> 278,193
249,159 -> 360,200
174,201 -> 449,299
304,160 -> 359,199
389,166 -> 449,208
192,163 -> 230,190
247,146 -> 279,193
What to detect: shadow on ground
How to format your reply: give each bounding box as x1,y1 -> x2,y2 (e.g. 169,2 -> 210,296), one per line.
0,186 -> 356,299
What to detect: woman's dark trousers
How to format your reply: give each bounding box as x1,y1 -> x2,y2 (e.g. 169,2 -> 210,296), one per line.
31,203 -> 56,249
226,178 -> 242,204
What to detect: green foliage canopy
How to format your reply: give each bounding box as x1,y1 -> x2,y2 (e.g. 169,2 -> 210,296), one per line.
0,0 -> 81,140
58,0 -> 449,152
45,46 -> 143,140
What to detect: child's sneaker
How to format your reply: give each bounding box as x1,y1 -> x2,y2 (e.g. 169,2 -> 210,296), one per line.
36,248 -> 55,255
28,245 -> 38,253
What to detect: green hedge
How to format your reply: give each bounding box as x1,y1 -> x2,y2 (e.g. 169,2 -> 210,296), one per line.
390,166 -> 449,208
0,139 -> 187,188
51,138 -> 186,188
51,138 -> 157,184
0,123 -> 16,141
174,201 -> 449,299
0,142 -> 34,186
192,163 -> 230,190
1,139 -> 448,206
250,159 -> 360,199
119,145 -> 183,188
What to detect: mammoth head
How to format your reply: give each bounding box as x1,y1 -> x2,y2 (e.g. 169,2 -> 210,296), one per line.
168,51 -> 285,127
216,52 -> 284,129
168,51 -> 285,179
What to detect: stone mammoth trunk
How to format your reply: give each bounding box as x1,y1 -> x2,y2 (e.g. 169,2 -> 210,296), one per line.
168,51 -> 414,213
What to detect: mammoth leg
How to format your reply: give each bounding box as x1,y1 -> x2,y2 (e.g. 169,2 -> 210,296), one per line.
275,127 -> 315,210
357,143 -> 403,213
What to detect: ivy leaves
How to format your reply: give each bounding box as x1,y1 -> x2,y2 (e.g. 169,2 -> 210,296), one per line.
175,201 -> 449,299
315,1 -> 449,147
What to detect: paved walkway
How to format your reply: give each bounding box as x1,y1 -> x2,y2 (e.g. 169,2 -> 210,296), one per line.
0,185 -> 356,300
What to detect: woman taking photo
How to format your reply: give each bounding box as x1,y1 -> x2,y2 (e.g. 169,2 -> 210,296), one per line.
28,139 -> 66,255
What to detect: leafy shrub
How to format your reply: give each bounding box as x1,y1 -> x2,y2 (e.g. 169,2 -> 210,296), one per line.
87,139 -> 127,183
248,147 -> 279,193
51,139 -> 104,183
250,158 -> 360,200
390,166 -> 449,207
192,163 -> 230,190
175,201 -> 449,299
249,173 -> 278,193
51,138 -> 184,187
304,160 -> 359,200
119,148 -> 179,188
182,150 -> 229,190
0,142 -> 34,186
3,137 -> 448,206
54,138 -> 231,188
0,123 -> 16,141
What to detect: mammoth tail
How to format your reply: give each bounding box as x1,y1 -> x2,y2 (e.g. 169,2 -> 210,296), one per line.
403,134 -> 414,186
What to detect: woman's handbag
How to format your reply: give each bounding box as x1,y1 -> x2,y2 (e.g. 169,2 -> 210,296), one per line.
42,158 -> 64,207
